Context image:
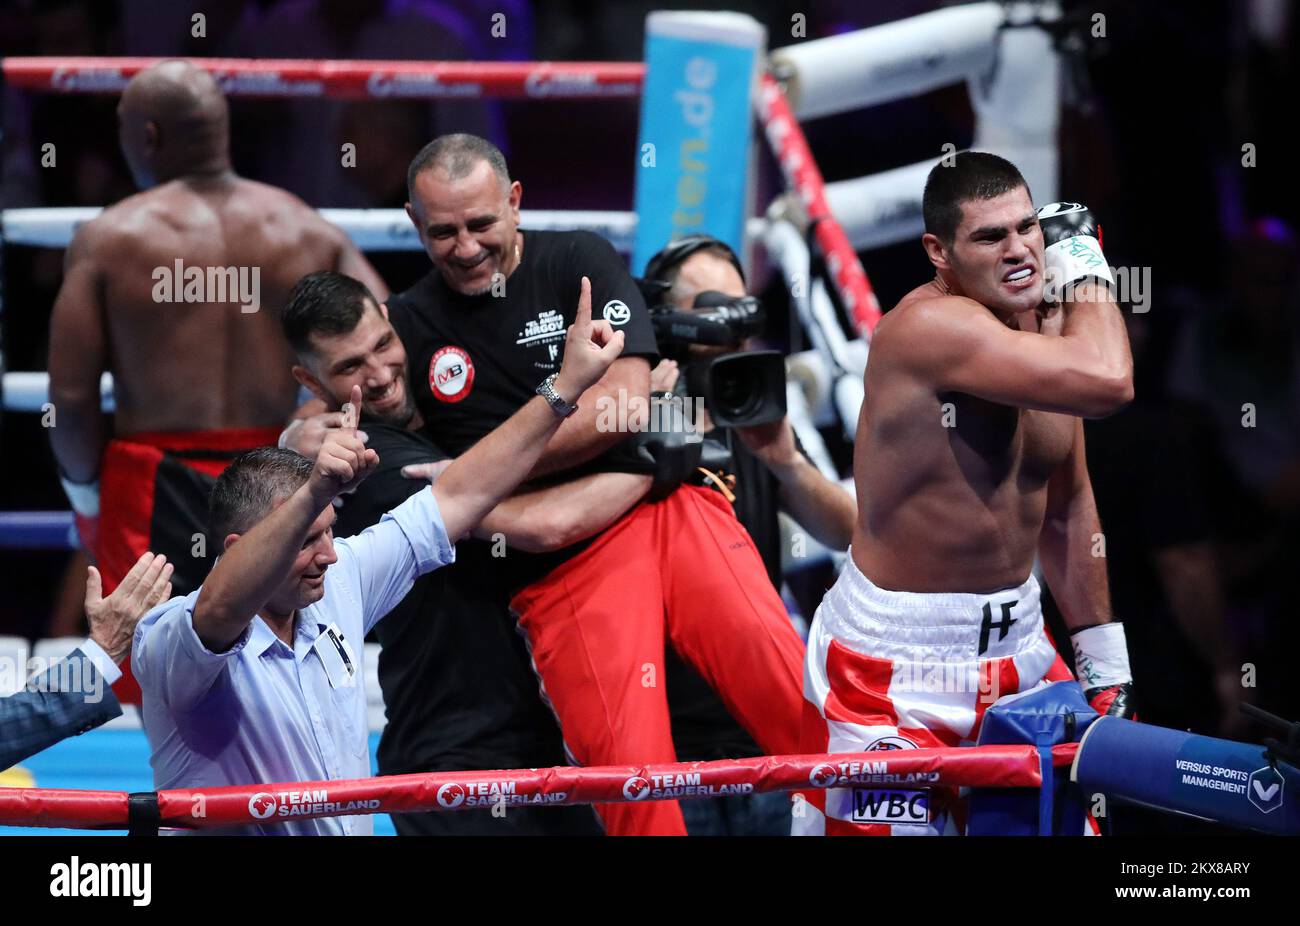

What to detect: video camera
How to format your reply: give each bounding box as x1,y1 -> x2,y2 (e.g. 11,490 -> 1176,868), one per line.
638,236 -> 786,429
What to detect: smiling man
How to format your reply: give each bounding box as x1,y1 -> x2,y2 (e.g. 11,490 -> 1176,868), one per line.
793,152 -> 1137,836
381,134 -> 807,836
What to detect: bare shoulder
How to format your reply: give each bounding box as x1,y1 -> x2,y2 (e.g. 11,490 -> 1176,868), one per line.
875,289 -> 989,359
238,179 -> 342,238
67,189 -> 169,262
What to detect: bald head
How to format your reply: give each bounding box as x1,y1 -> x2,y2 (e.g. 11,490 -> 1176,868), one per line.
118,61 -> 231,188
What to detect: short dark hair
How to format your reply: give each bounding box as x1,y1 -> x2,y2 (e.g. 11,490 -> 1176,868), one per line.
281,271 -> 379,357
922,151 -> 1030,244
643,235 -> 745,286
209,447 -> 315,541
642,234 -> 746,306
406,133 -> 510,201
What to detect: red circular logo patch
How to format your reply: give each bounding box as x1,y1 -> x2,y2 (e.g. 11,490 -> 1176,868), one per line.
428,346 -> 475,403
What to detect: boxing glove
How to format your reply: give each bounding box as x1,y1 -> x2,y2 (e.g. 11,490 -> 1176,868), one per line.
1036,201 -> 1115,303
1071,622 -> 1138,720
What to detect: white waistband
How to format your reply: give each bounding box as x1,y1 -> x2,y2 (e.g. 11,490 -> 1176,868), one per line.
816,554 -> 1044,661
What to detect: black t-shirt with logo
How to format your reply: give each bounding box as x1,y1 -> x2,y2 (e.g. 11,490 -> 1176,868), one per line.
387,229 -> 659,593
388,229 -> 658,456
386,234 -> 802,768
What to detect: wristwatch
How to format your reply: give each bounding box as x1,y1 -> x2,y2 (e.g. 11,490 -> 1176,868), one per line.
536,372 -> 578,418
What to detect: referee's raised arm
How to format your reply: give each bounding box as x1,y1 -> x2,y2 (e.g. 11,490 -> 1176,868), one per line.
193,386 -> 378,650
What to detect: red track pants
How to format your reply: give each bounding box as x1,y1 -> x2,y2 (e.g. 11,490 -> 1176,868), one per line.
510,485 -> 805,836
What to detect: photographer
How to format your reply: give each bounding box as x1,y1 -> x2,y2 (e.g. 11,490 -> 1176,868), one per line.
642,235 -> 856,836
640,235 -> 855,576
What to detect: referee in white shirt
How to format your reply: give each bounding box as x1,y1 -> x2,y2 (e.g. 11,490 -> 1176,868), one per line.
134,279 -> 623,834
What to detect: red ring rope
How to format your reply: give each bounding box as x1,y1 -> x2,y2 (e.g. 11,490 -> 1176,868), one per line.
0,745 -> 1074,830
1,57 -> 644,100
758,73 -> 883,338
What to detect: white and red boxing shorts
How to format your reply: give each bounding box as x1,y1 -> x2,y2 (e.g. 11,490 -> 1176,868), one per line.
792,556 -> 1074,836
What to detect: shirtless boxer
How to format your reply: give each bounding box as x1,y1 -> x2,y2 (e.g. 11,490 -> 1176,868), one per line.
47,59 -> 386,642
794,151 -> 1136,836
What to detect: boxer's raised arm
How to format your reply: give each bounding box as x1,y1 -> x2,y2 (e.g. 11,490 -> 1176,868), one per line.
47,222 -> 110,483
896,294 -> 1133,418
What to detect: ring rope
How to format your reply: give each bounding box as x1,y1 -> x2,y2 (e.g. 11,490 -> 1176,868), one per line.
756,74 -> 881,339
1,57 -> 644,100
0,207 -> 638,253
0,744 -> 1067,830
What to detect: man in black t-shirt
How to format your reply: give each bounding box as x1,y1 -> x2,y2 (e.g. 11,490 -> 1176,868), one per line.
281,271 -> 652,835
386,134 -> 807,836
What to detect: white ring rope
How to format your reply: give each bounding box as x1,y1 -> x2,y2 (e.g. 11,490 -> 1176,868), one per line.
2,207 -> 638,254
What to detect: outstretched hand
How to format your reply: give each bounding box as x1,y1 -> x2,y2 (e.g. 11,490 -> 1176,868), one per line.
308,384 -> 380,504
553,276 -> 625,402
86,551 -> 174,664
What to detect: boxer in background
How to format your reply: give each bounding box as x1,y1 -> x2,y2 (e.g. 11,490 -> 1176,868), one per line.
47,61 -> 386,705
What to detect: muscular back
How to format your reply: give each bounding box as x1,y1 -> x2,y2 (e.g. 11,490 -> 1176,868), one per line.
54,177 -> 366,434
852,282 -> 1077,593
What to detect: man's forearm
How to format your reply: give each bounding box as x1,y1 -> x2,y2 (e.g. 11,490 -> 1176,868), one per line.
1061,284 -> 1133,389
772,457 -> 856,551
48,395 -> 107,483
1038,492 -> 1115,631
527,358 -> 650,479
433,395 -> 568,539
475,471 -> 652,552
194,485 -> 324,648
526,405 -> 629,478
